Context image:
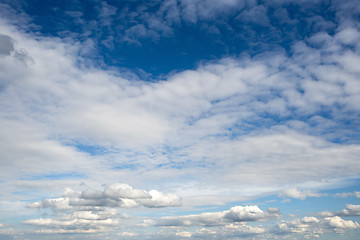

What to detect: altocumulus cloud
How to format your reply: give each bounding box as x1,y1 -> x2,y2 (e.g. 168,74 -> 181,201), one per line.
0,0 -> 360,239
1,23 -> 360,189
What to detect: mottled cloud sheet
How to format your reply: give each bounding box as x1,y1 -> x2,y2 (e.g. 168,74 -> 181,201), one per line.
0,0 -> 360,239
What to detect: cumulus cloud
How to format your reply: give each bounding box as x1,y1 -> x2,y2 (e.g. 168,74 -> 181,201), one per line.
157,205 -> 280,226
25,183 -> 181,233
319,204 -> 360,217
275,219 -> 322,236
24,216 -> 119,234
190,222 -> 266,239
272,215 -> 358,237
28,183 -> 181,211
325,216 -> 360,231
103,183 -> 150,199
141,190 -> 182,208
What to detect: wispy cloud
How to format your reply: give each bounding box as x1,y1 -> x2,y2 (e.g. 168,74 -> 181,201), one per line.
279,188 -> 325,200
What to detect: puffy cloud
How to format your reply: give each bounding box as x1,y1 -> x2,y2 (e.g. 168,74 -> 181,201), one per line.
71,209 -> 117,220
28,183 -> 181,210
103,183 -> 150,199
301,216 -> 320,223
191,223 -> 266,239
28,197 -> 72,211
25,183 -> 182,234
325,216 -> 360,230
319,204 -> 360,217
224,205 -> 279,221
338,204 -> 360,216
141,190 -> 182,208
157,205 -> 280,226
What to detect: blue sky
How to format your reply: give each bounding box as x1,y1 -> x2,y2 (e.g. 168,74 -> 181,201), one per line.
0,0 -> 360,239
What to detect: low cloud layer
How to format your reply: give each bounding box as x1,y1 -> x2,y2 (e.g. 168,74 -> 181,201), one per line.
157,205 -> 280,227
28,183 -> 181,211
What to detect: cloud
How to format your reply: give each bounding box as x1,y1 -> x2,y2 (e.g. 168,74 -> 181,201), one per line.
156,205 -> 280,226
24,216 -> 119,233
1,11 -> 360,204
103,183 -> 150,199
1,1 -> 360,239
190,222 -> 266,239
28,183 -> 181,210
272,215 -> 359,237
325,216 -> 360,230
274,218 -> 322,236
25,183 -> 181,234
319,204 -> 360,217
301,216 -> 320,223
279,188 -> 325,200
0,34 -> 14,56
334,191 -> 360,198
140,190 -> 182,208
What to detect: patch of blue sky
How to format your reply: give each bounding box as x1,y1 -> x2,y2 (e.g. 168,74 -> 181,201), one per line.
6,0 -> 341,76
73,143 -> 111,156
112,163 -> 138,170
156,159 -> 213,170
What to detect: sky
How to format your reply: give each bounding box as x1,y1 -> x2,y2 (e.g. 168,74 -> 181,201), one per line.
0,0 -> 360,239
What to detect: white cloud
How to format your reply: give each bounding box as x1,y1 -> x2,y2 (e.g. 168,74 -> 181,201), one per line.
28,197 -> 72,210
28,183 -> 181,211
319,204 -> 360,217
301,216 -> 320,223
1,17 -> 360,193
141,190 -> 182,208
103,183 -> 150,199
338,204 -> 360,216
279,188 -> 324,200
224,205 -> 279,221
24,183 -> 182,234
334,191 -> 360,198
157,205 -> 280,226
24,216 -> 119,234
117,231 -> 138,237
325,216 -> 360,230
176,231 -> 192,237
1,1 -> 360,238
